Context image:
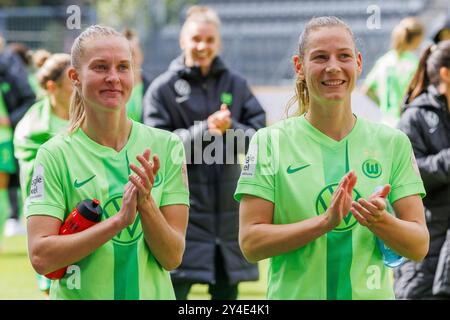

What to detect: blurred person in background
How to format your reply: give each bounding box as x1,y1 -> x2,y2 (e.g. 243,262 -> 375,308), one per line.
0,36 -> 9,248
361,17 -> 424,127
0,37 -> 36,241
8,43 -> 32,67
395,40 -> 450,299
29,49 -> 52,100
0,78 -> 15,251
143,5 -> 265,300
5,43 -> 36,237
0,39 -> 37,128
431,13 -> 450,44
14,53 -> 72,295
123,28 -> 152,122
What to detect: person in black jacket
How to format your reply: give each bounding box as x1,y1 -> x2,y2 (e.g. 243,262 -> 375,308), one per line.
0,42 -> 36,128
143,5 -> 266,300
0,38 -> 36,243
395,40 -> 450,299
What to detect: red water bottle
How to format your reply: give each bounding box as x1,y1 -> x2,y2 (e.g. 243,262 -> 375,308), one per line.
45,199 -> 103,280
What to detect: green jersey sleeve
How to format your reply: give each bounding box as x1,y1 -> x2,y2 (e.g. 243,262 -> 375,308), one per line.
159,133 -> 190,207
389,131 -> 426,203
126,83 -> 143,122
26,146 -> 66,220
234,128 -> 276,203
363,60 -> 380,92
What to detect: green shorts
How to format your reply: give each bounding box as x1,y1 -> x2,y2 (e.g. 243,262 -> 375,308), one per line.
0,140 -> 16,174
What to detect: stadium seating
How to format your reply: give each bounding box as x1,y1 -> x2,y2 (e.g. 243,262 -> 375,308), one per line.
145,0 -> 427,85
0,6 -> 96,53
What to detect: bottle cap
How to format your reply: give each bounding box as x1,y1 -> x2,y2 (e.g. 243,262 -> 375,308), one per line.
78,199 -> 103,222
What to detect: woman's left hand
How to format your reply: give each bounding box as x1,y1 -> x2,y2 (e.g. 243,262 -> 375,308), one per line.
129,149 -> 160,209
350,184 -> 391,227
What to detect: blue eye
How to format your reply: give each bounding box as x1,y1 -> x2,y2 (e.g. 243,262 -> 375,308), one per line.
95,64 -> 107,71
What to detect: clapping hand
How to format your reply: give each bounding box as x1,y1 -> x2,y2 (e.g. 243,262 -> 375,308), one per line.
351,184 -> 391,227
129,149 -> 160,209
207,104 -> 232,135
324,171 -> 357,230
118,182 -> 138,227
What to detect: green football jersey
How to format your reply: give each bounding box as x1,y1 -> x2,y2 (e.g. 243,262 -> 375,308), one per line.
26,121 -> 189,300
364,50 -> 418,127
234,115 -> 425,300
126,82 -> 144,122
14,97 -> 69,204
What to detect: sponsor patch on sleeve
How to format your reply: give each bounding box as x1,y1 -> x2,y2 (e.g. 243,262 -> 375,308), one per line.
29,165 -> 44,200
241,144 -> 257,178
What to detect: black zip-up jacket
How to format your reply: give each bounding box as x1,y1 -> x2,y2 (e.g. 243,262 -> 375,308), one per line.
395,86 -> 450,299
0,49 -> 36,128
397,85 -> 450,221
143,55 -> 265,284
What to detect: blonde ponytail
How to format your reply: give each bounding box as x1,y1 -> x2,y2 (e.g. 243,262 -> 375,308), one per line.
391,17 -> 424,54
285,77 -> 309,117
68,88 -> 85,133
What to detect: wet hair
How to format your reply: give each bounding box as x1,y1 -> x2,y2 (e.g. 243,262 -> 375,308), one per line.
69,25 -> 128,133
287,16 -> 357,116
405,40 -> 450,104
180,5 -> 221,39
36,53 -> 71,90
391,17 -> 424,53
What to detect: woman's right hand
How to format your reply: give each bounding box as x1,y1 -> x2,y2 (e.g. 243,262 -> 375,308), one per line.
324,171 -> 357,231
117,182 -> 138,228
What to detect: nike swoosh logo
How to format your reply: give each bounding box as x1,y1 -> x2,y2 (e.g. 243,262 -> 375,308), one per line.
287,164 -> 310,174
74,175 -> 96,188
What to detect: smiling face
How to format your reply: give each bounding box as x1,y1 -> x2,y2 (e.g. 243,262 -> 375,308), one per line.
70,35 -> 133,112
297,26 -> 362,108
180,21 -> 221,75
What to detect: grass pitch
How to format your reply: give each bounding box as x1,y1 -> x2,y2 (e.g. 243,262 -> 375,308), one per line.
0,235 -> 267,300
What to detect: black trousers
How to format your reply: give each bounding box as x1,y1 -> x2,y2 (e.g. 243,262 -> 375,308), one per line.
394,218 -> 450,299
173,248 -> 238,300
8,162 -> 21,219
8,187 -> 19,219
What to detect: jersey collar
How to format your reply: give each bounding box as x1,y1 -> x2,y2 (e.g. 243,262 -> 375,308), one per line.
299,114 -> 362,149
74,120 -> 138,158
